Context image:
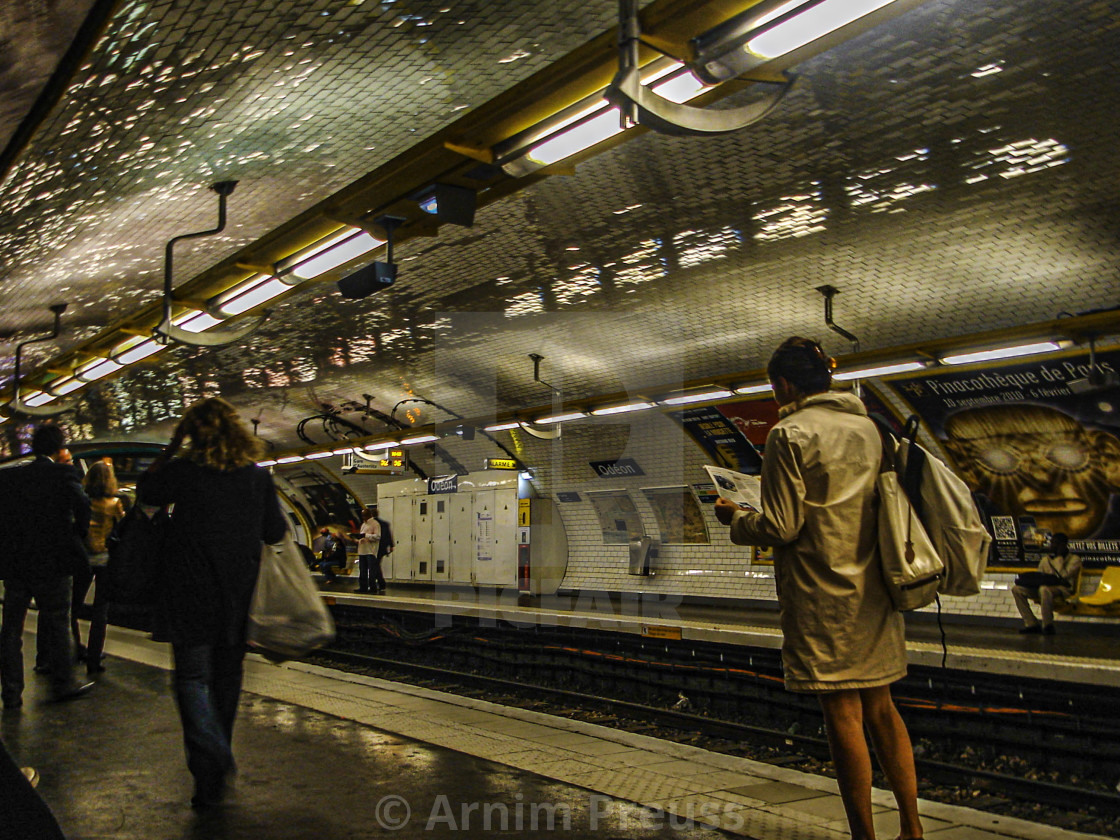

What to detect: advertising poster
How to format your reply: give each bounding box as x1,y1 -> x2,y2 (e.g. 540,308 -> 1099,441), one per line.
884,348 -> 1120,568
671,401 -> 772,475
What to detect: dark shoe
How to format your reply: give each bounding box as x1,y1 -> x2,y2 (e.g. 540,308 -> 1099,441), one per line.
50,681 -> 94,703
1019,624 -> 1042,634
1042,624 -> 1056,635
191,775 -> 228,809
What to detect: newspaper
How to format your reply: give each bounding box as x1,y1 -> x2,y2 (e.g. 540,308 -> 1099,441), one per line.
704,466 -> 761,510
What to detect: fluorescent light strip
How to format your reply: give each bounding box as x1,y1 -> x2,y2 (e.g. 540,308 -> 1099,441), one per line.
365,441 -> 396,450
76,358 -> 122,382
483,421 -> 521,432
215,275 -> 290,316
940,341 -> 1062,366
288,231 -> 385,280
659,388 -> 734,406
528,66 -> 708,166
305,451 -> 333,459
48,377 -> 85,396
747,0 -> 898,60
257,459 -> 277,467
112,338 -> 164,365
834,361 -> 926,381
331,446 -> 358,455
735,383 -> 773,395
401,434 -> 439,445
276,455 -> 305,464
23,391 -> 56,407
590,401 -> 655,416
172,310 -> 224,333
535,411 -> 588,424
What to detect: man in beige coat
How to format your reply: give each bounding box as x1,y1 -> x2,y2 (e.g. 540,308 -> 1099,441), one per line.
716,337 -> 922,840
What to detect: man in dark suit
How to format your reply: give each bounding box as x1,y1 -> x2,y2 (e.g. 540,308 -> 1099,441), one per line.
371,505 -> 393,595
0,424 -> 94,708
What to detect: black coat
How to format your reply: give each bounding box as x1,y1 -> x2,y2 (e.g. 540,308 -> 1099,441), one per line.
138,459 -> 286,646
0,455 -> 90,582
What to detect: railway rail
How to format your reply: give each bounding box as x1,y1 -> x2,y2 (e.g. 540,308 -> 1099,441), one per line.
316,606 -> 1120,832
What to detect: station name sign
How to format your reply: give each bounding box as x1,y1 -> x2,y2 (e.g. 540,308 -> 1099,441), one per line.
484,458 -> 518,470
427,474 -> 459,494
589,458 -> 645,478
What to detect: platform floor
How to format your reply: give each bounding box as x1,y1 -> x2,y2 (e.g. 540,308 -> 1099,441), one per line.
0,621 -> 1110,840
319,581 -> 1120,687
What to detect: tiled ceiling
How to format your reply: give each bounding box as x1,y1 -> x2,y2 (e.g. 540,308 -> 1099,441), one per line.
1,0 -> 1118,453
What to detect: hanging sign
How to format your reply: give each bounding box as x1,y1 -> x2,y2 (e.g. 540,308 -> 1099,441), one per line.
589,458 -> 645,478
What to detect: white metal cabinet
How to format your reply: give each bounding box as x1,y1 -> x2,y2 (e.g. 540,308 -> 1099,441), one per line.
449,494 -> 474,584
412,496 -> 433,580
431,495 -> 451,581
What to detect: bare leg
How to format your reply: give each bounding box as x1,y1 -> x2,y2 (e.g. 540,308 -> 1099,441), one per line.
861,685 -> 923,840
819,690 -> 876,840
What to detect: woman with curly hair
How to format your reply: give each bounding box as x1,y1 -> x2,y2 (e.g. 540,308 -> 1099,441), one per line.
77,460 -> 126,673
140,397 -> 287,809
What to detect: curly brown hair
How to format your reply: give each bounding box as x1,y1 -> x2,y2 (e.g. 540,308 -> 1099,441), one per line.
176,397 -> 262,470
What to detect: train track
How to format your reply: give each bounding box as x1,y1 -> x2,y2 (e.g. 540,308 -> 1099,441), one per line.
314,646 -> 1120,818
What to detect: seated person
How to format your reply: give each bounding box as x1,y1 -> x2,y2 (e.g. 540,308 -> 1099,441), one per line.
1011,532 -> 1081,634
318,529 -> 353,583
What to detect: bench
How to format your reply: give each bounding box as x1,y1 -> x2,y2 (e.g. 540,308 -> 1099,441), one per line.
1059,566 -> 1120,615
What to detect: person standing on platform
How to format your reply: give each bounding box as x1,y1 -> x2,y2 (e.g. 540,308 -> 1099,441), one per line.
1012,532 -> 1081,634
372,504 -> 393,594
356,509 -> 381,593
77,460 -> 126,673
139,397 -> 287,809
0,424 -> 94,709
715,337 -> 923,840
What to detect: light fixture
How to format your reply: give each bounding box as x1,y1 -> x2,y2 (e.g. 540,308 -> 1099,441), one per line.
604,0 -> 793,137
47,377 -> 85,397
304,451 -> 333,459
535,411 -> 588,424
282,229 -> 385,281
257,459 -> 277,467
658,387 -> 735,406
401,434 -> 439,445
111,337 -> 164,365
499,59 -> 718,176
5,304 -> 80,417
210,275 -> 291,317
276,455 -> 305,464
75,357 -> 123,383
364,440 -> 397,450
833,361 -> 926,381
939,341 -> 1063,366
331,445 -> 358,455
153,181 -> 269,348
23,391 -> 56,407
735,383 -> 774,395
590,400 -> 655,416
691,0 -> 901,84
483,421 -> 521,432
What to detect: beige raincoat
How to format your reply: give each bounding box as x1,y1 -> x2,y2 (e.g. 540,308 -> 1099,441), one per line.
730,391 -> 906,692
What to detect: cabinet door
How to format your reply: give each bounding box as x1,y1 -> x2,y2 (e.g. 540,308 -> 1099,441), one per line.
473,489 -> 519,585
449,494 -> 474,584
431,496 -> 451,581
386,497 -> 412,580
412,496 -> 433,580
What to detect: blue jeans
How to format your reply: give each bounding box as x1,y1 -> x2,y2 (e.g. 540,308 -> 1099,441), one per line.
171,643 -> 245,798
1,576 -> 74,704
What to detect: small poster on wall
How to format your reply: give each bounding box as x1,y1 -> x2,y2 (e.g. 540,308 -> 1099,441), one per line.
476,512 -> 494,563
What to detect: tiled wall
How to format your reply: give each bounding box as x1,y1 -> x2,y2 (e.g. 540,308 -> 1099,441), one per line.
314,407 -> 1110,625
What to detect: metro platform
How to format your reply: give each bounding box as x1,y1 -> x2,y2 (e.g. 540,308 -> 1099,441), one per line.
2,620 -> 1110,840
319,580 -> 1120,688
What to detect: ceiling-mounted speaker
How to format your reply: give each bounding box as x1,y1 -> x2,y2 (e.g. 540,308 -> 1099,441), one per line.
337,262 -> 397,299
